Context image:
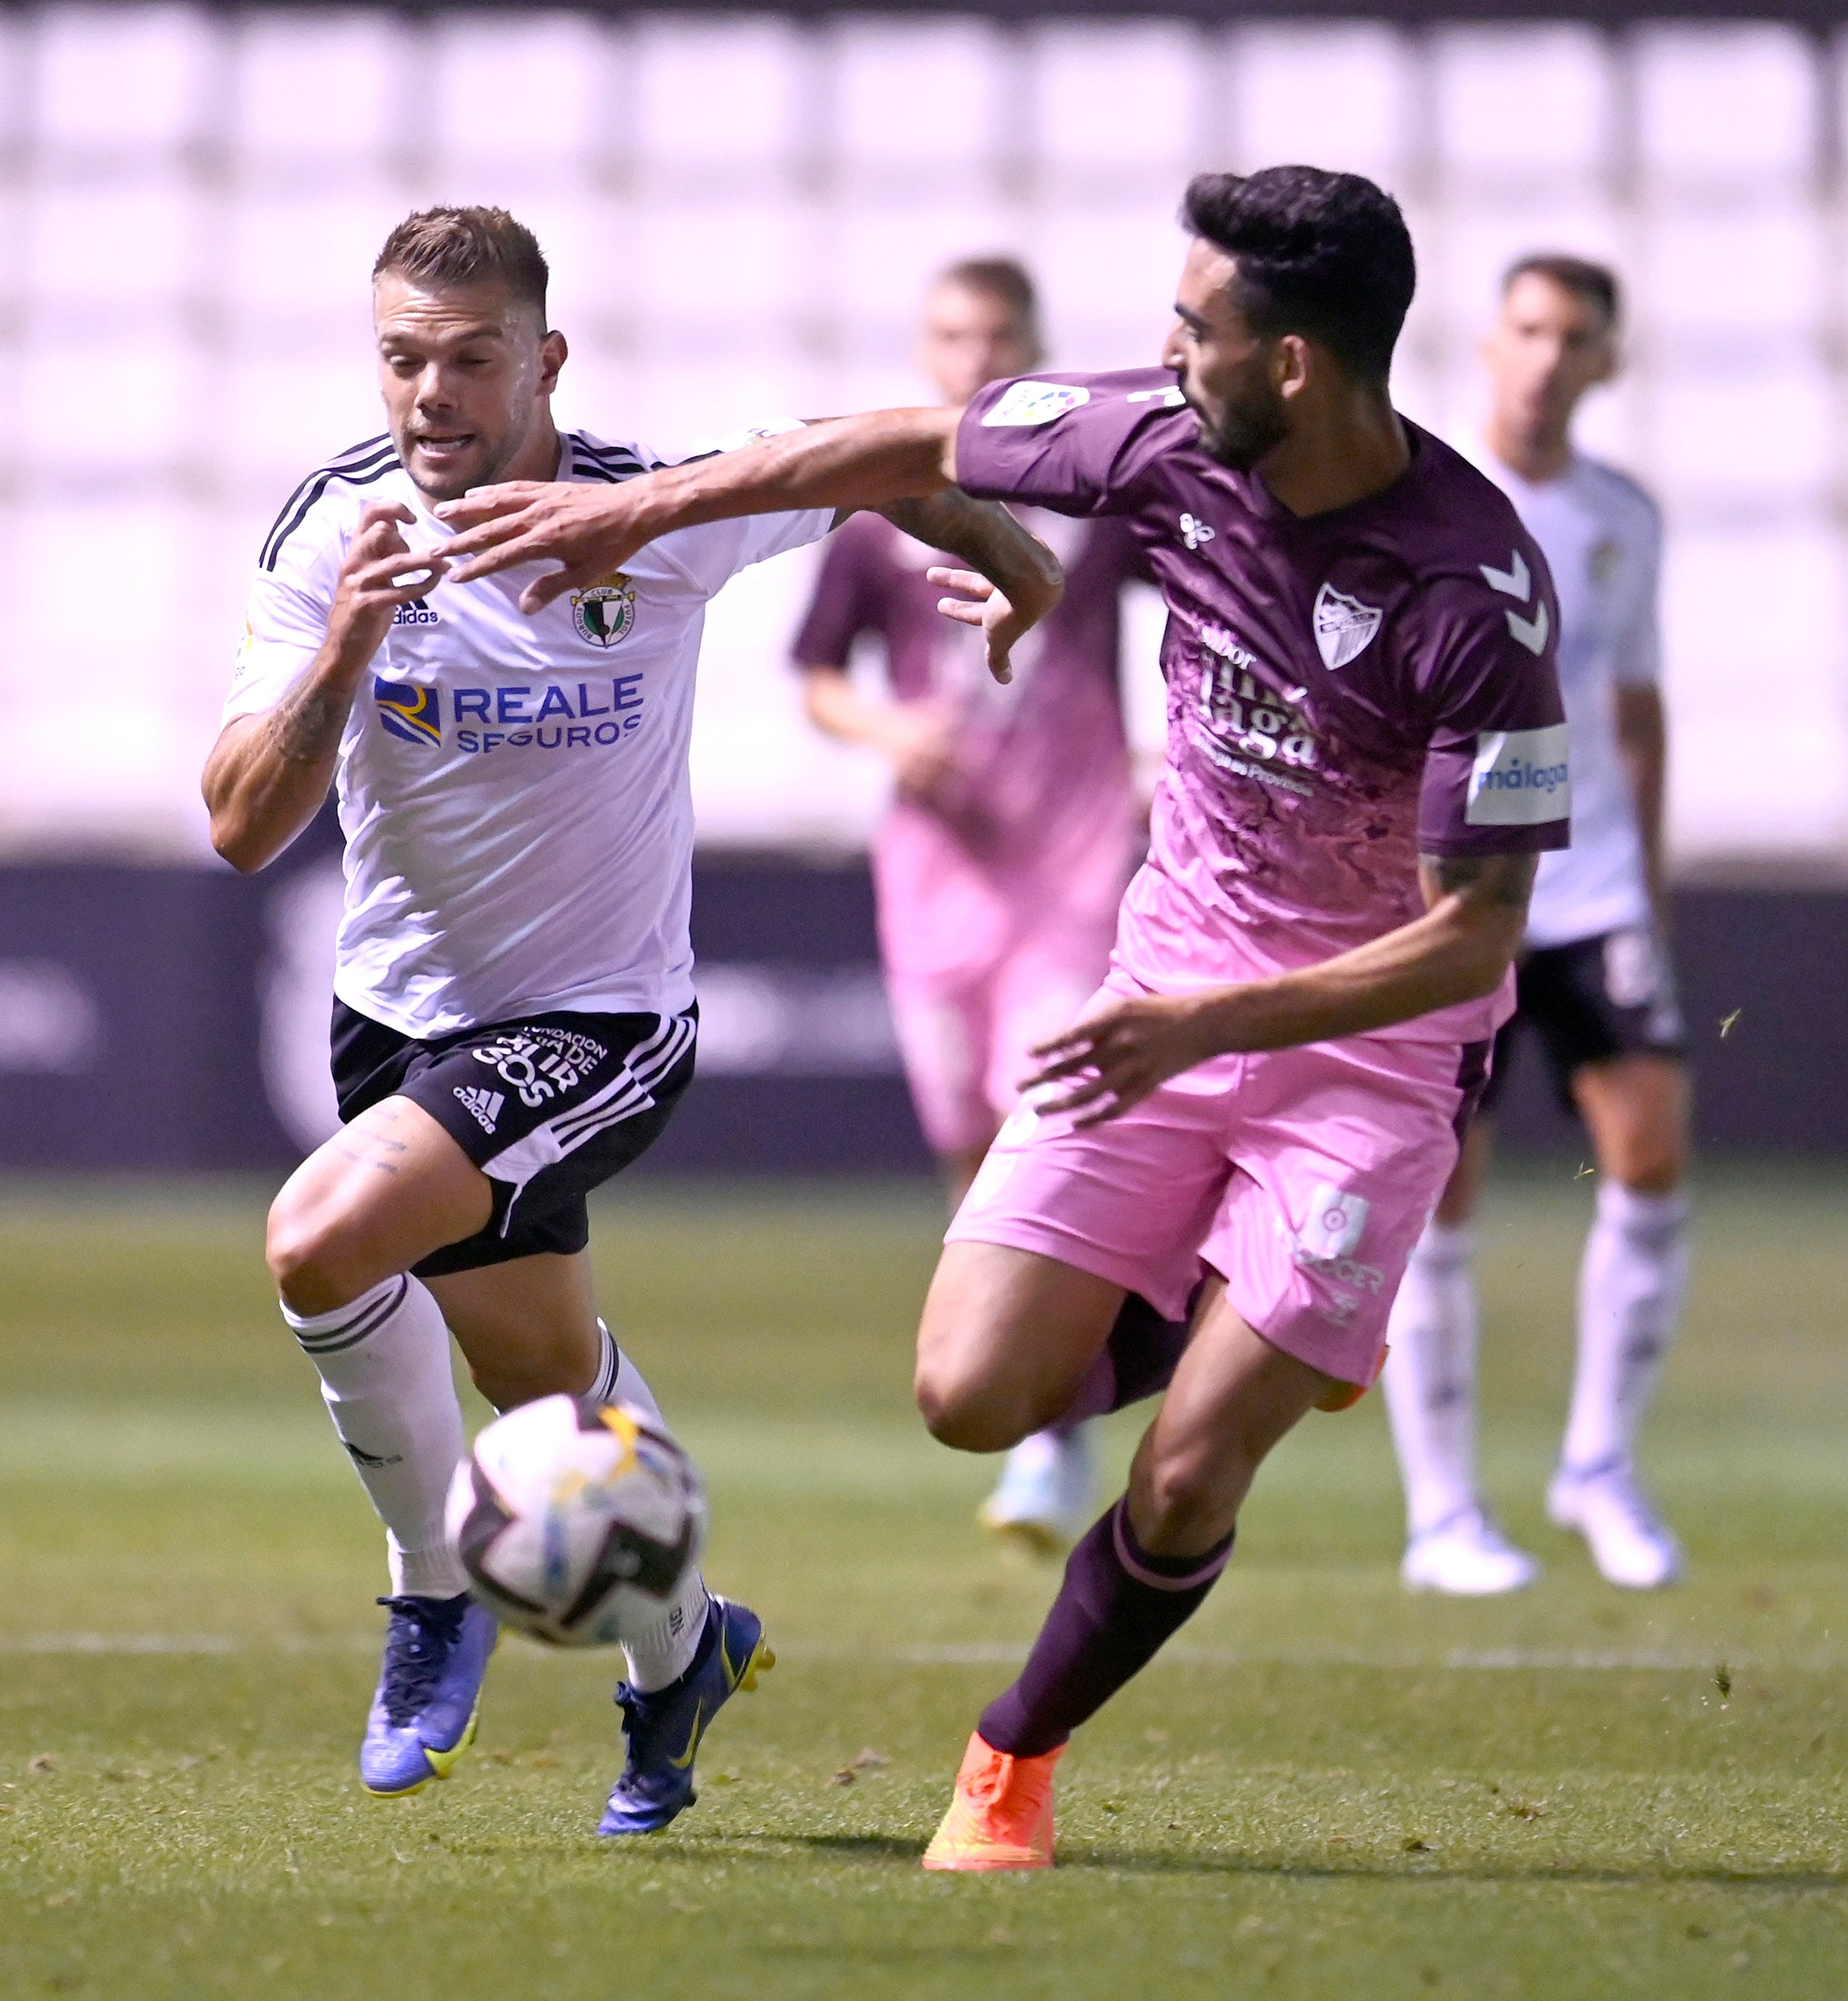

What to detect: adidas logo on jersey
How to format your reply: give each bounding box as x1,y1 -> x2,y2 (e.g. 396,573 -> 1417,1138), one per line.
392,596 -> 440,627
453,1085 -> 505,1133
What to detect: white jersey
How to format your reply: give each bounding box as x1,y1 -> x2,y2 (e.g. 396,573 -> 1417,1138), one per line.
225,429 -> 832,1037
1466,444 -> 1662,949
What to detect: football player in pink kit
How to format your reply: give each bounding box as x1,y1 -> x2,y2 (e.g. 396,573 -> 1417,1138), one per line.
793,257 -> 1145,1551
435,166 -> 1572,1869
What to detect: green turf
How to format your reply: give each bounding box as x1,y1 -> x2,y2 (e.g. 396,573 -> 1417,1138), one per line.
3,1166 -> 1847,1999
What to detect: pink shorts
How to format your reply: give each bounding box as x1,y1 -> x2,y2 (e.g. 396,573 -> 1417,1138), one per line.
947,995 -> 1488,1387
887,940 -> 1109,1159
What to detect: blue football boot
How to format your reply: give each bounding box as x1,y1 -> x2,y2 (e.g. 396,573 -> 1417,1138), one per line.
597,1596 -> 774,1836
360,1593 -> 498,1798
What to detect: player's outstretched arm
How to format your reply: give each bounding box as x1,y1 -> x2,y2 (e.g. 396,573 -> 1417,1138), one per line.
880,489 -> 1063,685
438,408 -> 964,613
204,505 -> 443,874
1022,852 -> 1538,1126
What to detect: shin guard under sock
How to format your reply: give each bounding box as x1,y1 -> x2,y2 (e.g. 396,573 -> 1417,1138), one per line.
1380,1222 -> 1482,1536
1561,1182 -> 1690,1478
587,1321 -> 701,1688
979,1498 -> 1233,1757
284,1274 -> 468,1598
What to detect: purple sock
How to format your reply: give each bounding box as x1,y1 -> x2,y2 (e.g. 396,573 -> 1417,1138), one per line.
1061,1291 -> 1195,1424
978,1497 -> 1234,1757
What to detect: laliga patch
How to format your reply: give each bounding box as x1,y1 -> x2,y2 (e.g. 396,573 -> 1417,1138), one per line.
1299,1182 -> 1370,1261
980,380 -> 1091,428
571,572 -> 637,649
1311,581 -> 1383,671
1467,724 -> 1571,825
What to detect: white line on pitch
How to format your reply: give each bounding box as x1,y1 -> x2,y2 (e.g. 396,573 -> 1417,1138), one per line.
0,1635 -> 1774,1673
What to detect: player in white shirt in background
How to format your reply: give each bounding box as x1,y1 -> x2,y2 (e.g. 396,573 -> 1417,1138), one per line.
1382,254 -> 1690,1595
201,206 -> 1059,1826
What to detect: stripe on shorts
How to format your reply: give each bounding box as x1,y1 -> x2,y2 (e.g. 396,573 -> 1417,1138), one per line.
478,1013 -> 695,1224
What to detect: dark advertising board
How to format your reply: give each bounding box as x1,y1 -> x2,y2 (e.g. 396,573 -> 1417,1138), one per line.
0,841 -> 1842,1177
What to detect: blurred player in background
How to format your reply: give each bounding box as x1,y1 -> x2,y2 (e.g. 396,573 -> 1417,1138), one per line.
792,258 -> 1146,1554
1382,255 -> 1689,1595
201,206 -> 1057,1831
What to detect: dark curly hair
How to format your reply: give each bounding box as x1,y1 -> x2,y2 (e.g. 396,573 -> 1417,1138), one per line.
1180,166 -> 1416,383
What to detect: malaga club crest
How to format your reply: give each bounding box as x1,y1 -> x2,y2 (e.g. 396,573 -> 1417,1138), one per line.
571,573 -> 637,648
1311,580 -> 1383,672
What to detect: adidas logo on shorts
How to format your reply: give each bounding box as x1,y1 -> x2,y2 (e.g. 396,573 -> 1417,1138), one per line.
453,1085 -> 505,1134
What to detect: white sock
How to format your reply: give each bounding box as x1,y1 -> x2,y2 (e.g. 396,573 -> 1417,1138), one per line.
587,1320 -> 708,1691
590,1318 -> 664,1426
283,1274 -> 468,1599
622,1568 -> 712,1692
1381,1223 -> 1482,1537
1560,1182 -> 1691,1481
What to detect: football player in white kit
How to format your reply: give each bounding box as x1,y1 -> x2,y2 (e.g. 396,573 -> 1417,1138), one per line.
1381,254 -> 1689,1595
201,207 -> 1059,1825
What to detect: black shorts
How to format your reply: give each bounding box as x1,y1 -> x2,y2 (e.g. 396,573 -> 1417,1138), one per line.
1482,925 -> 1685,1118
330,999 -> 697,1276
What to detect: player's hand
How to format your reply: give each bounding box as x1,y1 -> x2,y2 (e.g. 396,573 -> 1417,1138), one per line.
328,503 -> 447,667
927,567 -> 1037,686
437,481 -> 647,611
1021,992 -> 1221,1126
884,703 -> 959,800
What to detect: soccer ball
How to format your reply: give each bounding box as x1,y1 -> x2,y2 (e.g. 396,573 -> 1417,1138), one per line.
445,1395 -> 706,1648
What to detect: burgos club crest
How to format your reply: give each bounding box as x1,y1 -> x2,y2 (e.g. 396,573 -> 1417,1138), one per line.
570,572 -> 637,648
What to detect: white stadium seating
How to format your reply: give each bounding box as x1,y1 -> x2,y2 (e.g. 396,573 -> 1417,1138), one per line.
0,6 -> 1840,864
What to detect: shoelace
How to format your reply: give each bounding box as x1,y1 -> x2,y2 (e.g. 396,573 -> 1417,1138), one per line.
375,1595 -> 468,1727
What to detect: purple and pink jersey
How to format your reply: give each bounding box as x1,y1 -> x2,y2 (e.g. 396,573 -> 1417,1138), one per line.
947,368 -> 1571,1386
794,508 -> 1144,987
954,368 -> 1570,1049
794,507 -> 1144,1153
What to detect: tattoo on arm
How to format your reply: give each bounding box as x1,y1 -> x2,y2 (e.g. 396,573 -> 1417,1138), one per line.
270,682 -> 355,765
1428,852 -> 1538,908
881,491 -> 1028,575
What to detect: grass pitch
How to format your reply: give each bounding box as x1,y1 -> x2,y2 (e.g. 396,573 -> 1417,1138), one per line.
3,1165 -> 1846,2000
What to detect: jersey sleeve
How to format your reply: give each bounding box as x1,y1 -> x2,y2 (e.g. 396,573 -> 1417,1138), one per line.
953,370 -> 1190,518
652,419 -> 836,596
1610,489 -> 1664,688
1087,513 -> 1159,590
1410,560 -> 1572,857
221,515 -> 343,725
789,516 -> 882,670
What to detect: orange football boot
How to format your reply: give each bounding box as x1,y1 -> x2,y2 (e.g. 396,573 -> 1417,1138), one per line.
921,1731 -> 1067,1871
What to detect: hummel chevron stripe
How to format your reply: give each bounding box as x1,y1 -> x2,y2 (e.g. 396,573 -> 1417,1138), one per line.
1479,548 -> 1532,601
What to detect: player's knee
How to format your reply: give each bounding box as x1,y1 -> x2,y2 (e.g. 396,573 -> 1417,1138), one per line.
265,1191 -> 371,1316
914,1356 -> 1027,1453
